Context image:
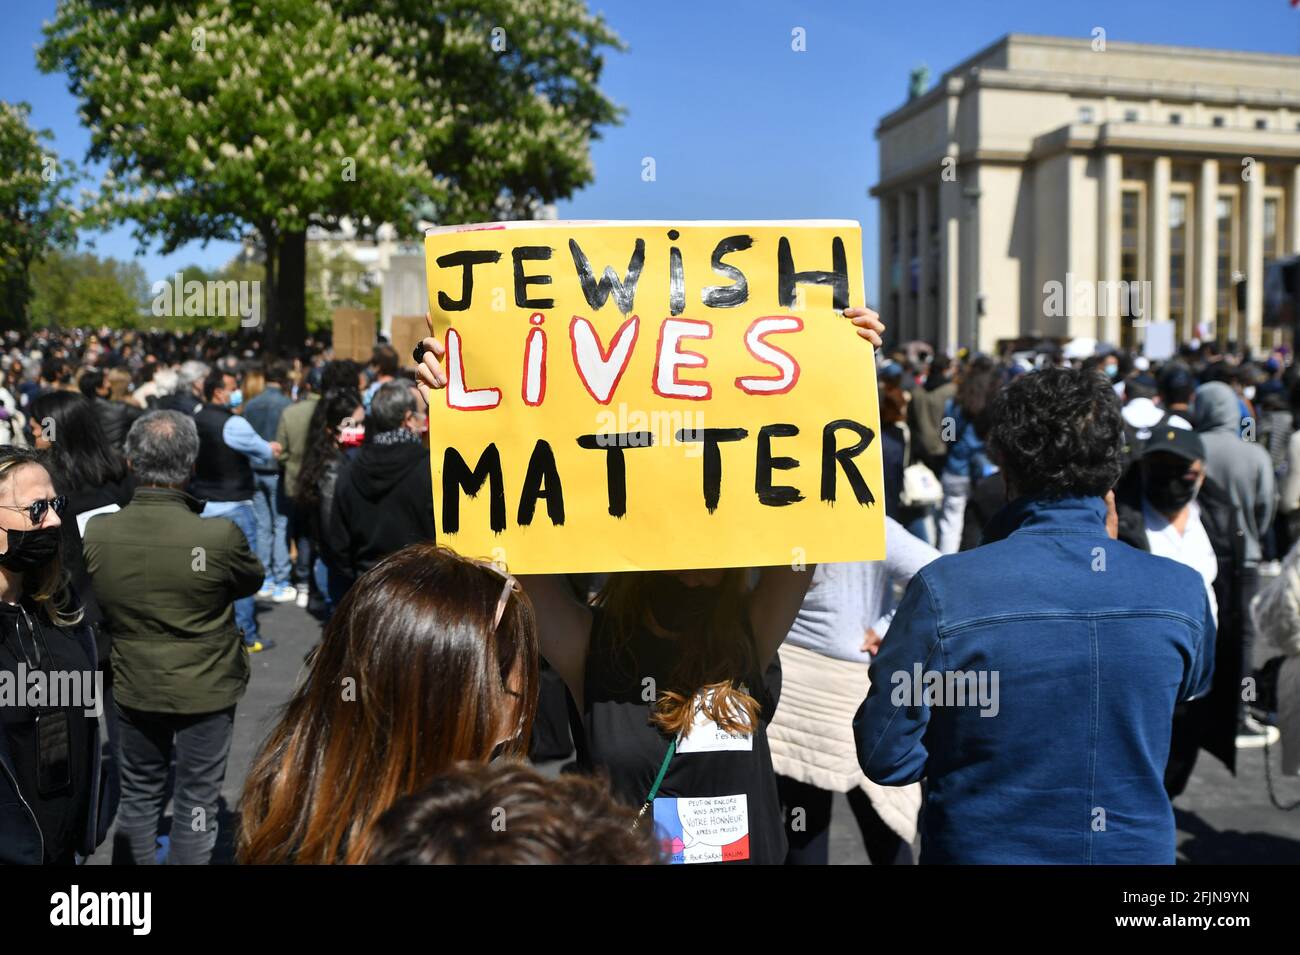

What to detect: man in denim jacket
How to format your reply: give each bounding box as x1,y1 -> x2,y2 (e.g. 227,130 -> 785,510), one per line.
855,366 -> 1215,864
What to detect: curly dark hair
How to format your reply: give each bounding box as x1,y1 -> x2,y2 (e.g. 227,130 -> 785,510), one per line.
987,366 -> 1124,499
368,762 -> 664,865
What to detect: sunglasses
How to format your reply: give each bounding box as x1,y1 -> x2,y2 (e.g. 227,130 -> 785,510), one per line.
0,495 -> 67,526
475,557 -> 522,630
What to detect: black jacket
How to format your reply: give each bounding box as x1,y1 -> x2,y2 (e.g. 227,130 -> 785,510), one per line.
325,438 -> 436,591
156,391 -> 201,417
191,404 -> 255,502
0,613 -> 116,864
91,397 -> 142,449
1115,469 -> 1245,785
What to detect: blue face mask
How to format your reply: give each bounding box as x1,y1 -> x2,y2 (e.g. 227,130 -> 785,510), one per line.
1104,364 -> 1118,378
229,388 -> 243,409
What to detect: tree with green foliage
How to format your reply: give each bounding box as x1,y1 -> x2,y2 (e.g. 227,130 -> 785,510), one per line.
29,249 -> 148,329
38,0 -> 623,349
0,101 -> 78,329
305,244 -> 381,334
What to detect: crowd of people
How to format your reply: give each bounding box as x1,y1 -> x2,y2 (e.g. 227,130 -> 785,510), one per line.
876,338 -> 1300,807
0,315 -> 1297,865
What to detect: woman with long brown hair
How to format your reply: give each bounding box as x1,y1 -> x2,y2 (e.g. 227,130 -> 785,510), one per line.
413,307 -> 885,865
238,542 -> 538,864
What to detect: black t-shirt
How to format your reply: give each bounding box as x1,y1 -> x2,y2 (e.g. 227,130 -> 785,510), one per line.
578,608 -> 787,865
0,601 -> 94,864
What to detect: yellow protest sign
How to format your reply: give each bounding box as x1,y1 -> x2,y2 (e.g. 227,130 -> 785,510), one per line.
423,220 -> 884,573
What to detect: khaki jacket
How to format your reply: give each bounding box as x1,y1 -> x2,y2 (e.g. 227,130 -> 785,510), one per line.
84,487 -> 264,713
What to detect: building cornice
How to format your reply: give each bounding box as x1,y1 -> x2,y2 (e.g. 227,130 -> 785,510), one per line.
1000,33 -> 1300,70
973,67 -> 1300,108
1026,120 -> 1300,162
876,33 -> 1300,136
872,119 -> 1300,194
876,75 -> 964,137
870,152 -> 1024,196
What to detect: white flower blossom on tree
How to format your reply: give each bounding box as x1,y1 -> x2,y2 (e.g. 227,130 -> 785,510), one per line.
38,0 -> 623,345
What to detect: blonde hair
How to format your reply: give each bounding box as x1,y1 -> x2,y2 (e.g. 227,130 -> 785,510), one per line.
0,452 -> 83,628
241,368 -> 265,403
107,367 -> 132,402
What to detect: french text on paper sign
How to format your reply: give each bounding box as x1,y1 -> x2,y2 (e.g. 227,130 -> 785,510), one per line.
423,220 -> 885,574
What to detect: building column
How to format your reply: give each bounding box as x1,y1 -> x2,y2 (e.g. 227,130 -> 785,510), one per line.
1289,164 -> 1300,255
878,190 -> 892,337
959,166 -> 983,352
1098,152 -> 1122,345
1244,159 -> 1265,354
896,191 -> 914,341
1196,158 -> 1218,342
916,185 -> 933,344
1148,157 -> 1171,341
939,173 -> 962,354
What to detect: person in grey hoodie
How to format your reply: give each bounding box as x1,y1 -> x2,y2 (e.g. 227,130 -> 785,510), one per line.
1194,379 -> 1276,741
1194,381 -> 1275,564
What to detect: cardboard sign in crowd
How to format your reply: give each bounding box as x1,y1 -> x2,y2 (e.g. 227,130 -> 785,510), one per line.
423,220 -> 884,574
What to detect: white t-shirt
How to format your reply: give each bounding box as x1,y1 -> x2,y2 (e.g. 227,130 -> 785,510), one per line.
1123,397 -> 1192,435
1143,499 -> 1218,625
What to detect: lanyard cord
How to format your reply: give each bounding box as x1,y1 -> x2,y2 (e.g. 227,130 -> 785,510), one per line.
1,602 -> 41,669
19,605 -> 51,671
632,735 -> 678,831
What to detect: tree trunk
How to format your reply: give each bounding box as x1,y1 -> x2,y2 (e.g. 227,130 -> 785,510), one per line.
273,229 -> 307,351
262,233 -> 278,348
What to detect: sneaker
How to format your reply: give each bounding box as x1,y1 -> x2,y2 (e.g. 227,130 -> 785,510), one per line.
295,586 -> 310,609
272,584 -> 298,603
1236,715 -> 1280,749
1248,704 -> 1279,727
244,638 -> 276,653
256,583 -> 275,599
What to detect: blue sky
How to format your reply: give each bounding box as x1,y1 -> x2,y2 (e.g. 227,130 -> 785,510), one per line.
3,0 -> 1298,302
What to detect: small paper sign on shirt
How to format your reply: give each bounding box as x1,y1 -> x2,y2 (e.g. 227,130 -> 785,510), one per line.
652,794 -> 750,864
675,688 -> 754,754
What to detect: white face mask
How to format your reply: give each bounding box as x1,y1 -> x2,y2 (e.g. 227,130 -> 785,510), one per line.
1244,386 -> 1256,401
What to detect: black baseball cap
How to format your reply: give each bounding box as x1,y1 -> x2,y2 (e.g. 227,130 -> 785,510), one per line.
1143,423 -> 1205,463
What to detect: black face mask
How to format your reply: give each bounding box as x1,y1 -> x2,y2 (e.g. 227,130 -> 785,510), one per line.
1144,463 -> 1201,516
0,527 -> 61,574
647,573 -> 721,633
